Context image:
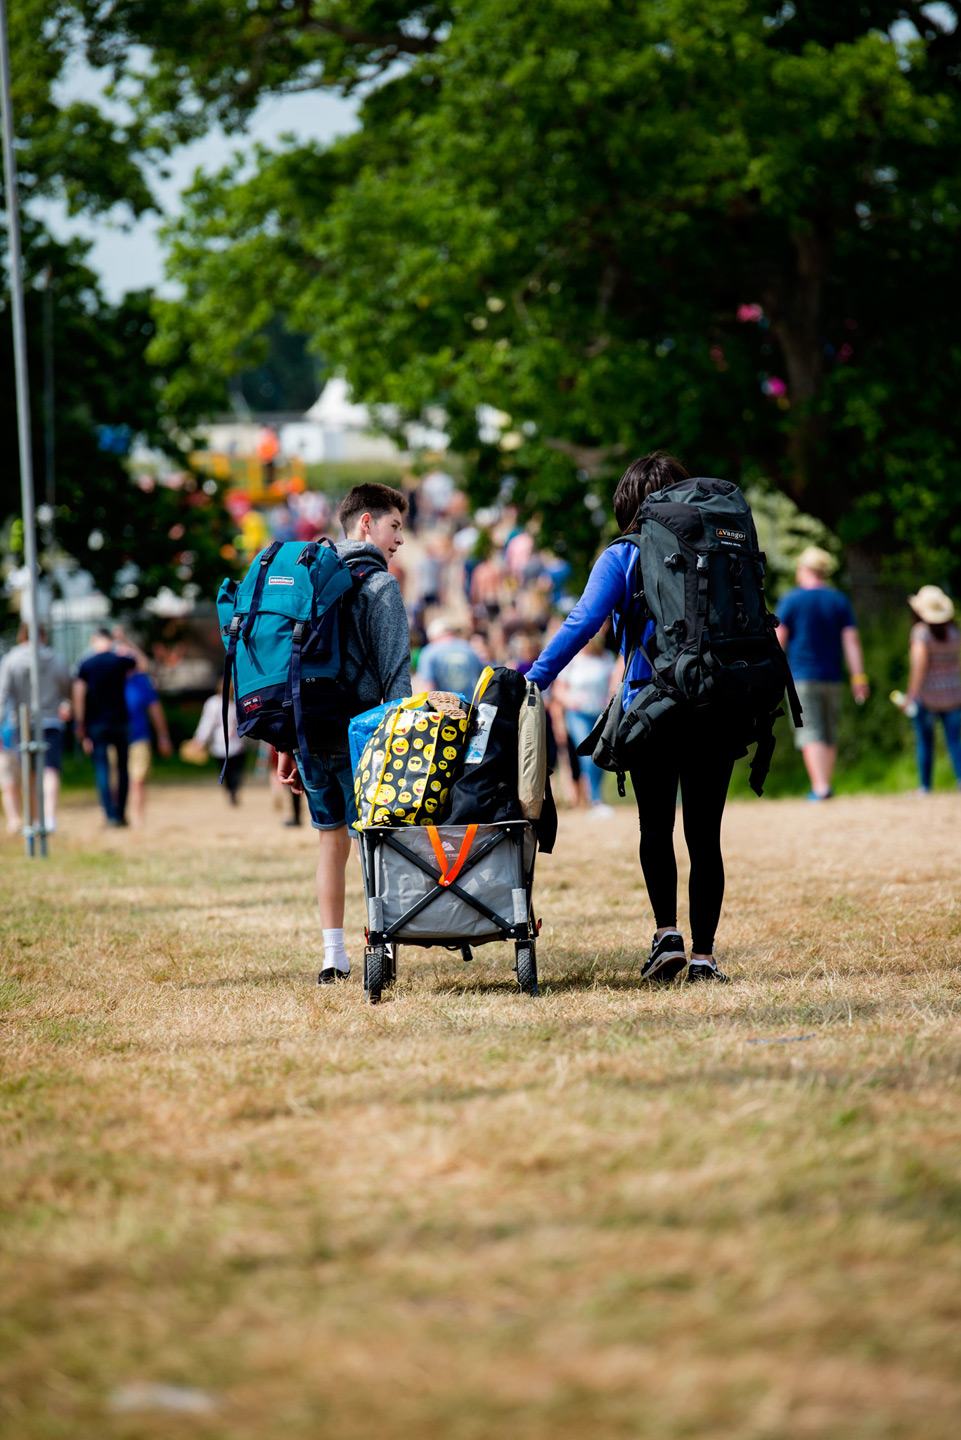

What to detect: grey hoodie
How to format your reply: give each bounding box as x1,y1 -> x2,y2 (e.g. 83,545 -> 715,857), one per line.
334,540 -> 412,737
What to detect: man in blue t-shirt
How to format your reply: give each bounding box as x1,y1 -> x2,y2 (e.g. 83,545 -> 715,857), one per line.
125,666 -> 173,827
776,546 -> 869,800
414,617 -> 484,697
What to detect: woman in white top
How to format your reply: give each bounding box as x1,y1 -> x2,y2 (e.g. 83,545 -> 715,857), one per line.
554,633 -> 615,814
192,680 -> 247,804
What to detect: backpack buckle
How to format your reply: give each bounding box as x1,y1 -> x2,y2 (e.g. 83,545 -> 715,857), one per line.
665,553 -> 683,569
228,615 -> 242,636
696,555 -> 709,572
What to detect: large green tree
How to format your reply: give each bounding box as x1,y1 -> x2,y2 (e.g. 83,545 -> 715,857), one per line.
28,1 -> 961,589
1,0 -> 234,610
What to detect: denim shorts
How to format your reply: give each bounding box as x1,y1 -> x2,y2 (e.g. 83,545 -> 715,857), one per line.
294,748 -> 358,834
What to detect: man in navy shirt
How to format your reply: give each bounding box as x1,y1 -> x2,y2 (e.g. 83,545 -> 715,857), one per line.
776,546 -> 869,800
73,628 -> 138,825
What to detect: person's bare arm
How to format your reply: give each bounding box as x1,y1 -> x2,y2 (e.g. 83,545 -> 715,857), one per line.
775,622 -> 789,650
906,635 -> 929,702
72,677 -> 92,754
607,654 -> 625,699
841,626 -> 869,703
277,751 -> 304,795
148,699 -> 173,758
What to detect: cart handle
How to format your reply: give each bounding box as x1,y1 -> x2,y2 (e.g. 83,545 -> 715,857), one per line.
427,824 -> 478,887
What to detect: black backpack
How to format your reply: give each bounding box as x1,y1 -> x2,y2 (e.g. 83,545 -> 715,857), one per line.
580,477 -> 802,795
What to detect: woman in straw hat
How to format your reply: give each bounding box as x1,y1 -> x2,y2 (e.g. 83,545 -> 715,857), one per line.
902,585 -> 961,792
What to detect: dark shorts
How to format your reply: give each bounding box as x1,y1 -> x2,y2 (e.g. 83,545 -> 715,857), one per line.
11,724 -> 63,772
294,749 -> 358,834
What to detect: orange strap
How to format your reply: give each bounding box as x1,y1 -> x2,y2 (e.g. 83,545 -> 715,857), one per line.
426,825 -> 478,887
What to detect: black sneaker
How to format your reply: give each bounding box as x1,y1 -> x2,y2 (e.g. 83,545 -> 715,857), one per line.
318,966 -> 350,986
687,957 -> 729,983
641,930 -> 687,982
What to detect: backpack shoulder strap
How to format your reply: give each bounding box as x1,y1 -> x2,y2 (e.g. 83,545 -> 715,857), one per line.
339,557 -> 379,684
240,540 -> 283,643
605,533 -> 648,658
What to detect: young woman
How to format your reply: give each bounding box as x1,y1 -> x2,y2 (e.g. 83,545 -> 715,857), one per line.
903,585 -> 961,792
526,452 -> 736,983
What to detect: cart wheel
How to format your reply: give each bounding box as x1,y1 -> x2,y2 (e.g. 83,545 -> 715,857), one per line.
384,944 -> 397,987
364,944 -> 385,1004
515,941 -> 538,997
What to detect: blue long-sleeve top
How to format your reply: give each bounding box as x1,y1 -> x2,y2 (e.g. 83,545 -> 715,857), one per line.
527,542 -> 654,709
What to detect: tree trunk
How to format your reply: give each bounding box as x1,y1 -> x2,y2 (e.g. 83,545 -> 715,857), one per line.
844,543 -> 904,620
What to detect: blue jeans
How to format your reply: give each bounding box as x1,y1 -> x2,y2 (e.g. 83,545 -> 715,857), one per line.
89,725 -> 129,822
912,705 -> 961,791
564,710 -> 606,805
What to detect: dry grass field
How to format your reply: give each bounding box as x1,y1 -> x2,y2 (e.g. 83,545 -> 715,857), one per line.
2,781 -> 960,1440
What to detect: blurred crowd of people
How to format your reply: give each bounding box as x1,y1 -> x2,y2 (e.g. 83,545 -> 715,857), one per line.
391,470 -> 620,819
5,464 -> 960,842
231,466 -> 623,820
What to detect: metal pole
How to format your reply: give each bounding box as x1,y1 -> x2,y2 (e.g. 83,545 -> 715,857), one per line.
1,0 -> 48,855
42,264 -> 55,541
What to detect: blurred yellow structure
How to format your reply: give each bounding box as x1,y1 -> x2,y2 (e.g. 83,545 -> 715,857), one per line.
189,449 -> 307,500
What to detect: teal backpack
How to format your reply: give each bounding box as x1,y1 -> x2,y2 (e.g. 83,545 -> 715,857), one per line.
216,539 -> 366,783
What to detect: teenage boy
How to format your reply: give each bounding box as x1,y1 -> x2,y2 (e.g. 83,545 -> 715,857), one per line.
278,483 -> 411,983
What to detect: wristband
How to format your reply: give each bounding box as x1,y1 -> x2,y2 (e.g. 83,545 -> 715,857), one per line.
851,674 -> 868,685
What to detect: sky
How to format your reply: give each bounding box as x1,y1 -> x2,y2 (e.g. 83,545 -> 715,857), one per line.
29,60 -> 359,302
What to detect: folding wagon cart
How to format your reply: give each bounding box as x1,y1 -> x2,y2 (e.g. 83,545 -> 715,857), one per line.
358,820 -> 540,1002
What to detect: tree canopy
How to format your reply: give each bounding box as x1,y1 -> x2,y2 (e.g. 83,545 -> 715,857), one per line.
10,1 -> 961,591
1,1 -> 235,612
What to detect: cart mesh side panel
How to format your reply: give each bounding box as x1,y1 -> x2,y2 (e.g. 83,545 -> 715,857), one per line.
371,823 -> 535,943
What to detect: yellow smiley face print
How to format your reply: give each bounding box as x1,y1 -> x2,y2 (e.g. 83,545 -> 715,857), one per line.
378,784 -> 396,803
414,717 -> 430,732
393,737 -> 409,755
413,737 -> 424,750
443,745 -> 458,760
424,798 -> 437,812
399,791 -> 413,804
430,780 -> 442,791
408,756 -> 423,771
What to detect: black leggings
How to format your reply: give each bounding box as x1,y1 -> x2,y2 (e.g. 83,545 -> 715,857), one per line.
629,718 -> 735,956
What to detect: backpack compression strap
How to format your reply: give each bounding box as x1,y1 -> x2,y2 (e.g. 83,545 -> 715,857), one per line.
287,621 -> 315,786
219,618 -> 241,784
220,540 -> 282,783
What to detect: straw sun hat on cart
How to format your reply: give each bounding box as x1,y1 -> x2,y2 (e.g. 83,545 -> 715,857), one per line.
908,585 -> 955,625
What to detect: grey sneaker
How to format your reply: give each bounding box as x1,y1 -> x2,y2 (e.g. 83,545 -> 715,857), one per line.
641,930 -> 687,982
687,957 -> 729,983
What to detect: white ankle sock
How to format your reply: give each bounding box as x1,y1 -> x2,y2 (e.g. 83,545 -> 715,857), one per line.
322,928 -> 350,973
